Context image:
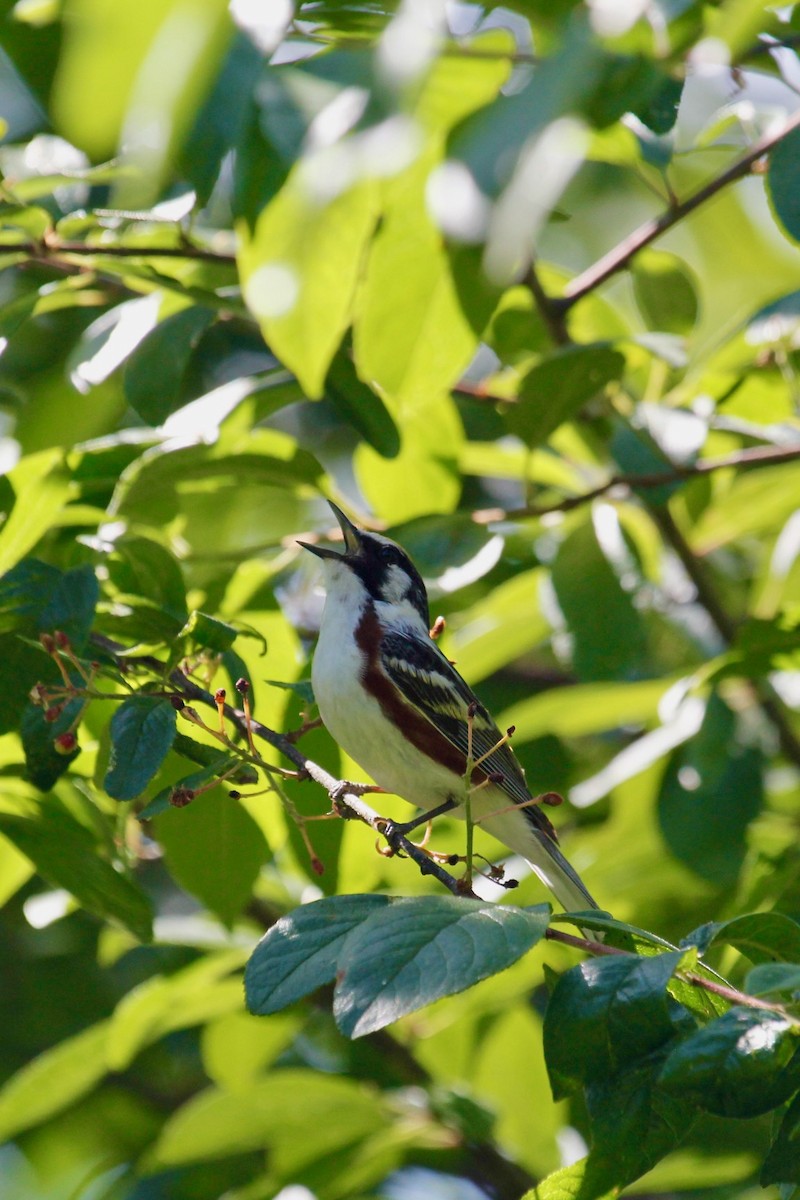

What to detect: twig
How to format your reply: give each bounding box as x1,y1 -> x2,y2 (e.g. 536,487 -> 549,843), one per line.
524,262 -> 569,346
6,236 -> 236,266
471,442 -> 800,523
556,107 -> 800,312
545,928 -> 797,1019
88,633 -> 471,895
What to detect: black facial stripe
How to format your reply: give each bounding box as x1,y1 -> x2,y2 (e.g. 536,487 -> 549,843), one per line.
351,534 -> 430,626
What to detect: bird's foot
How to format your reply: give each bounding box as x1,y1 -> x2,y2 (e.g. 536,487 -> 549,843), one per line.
329,780 -> 386,814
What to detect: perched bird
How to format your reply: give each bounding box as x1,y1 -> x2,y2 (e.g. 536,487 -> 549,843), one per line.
299,501 -> 598,914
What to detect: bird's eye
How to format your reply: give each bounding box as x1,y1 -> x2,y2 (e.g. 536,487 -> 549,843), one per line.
378,545 -> 396,564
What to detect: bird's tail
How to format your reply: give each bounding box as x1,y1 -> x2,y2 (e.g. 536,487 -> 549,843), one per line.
524,829 -> 599,915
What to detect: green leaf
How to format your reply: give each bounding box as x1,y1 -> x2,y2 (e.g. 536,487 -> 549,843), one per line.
21,696 -> 83,791
245,894 -> 392,1016
543,950 -> 686,1099
657,693 -> 763,886
632,250 -> 699,335
324,346 -> 400,458
108,537 -> 188,620
0,809 -> 153,941
333,897 -> 550,1038
687,912 -> 800,966
239,176 -> 377,398
0,449 -> 71,577
746,963 -> 800,997
155,790 -> 270,926
507,345 -> 625,448
551,518 -> 647,682
767,125 -> 800,246
0,560 -> 98,649
585,1048 -> 697,1190
524,1158 -> 618,1200
660,1008 -> 800,1118
180,609 -> 238,652
123,306 -> 216,424
500,676 -> 675,741
138,756 -> 243,820
0,1019 -> 111,1143
105,950 -> 248,1070
147,1069 -> 386,1172
762,1090 -> 800,1186
104,697 -> 177,801
354,153 -> 500,405
264,678 -> 315,706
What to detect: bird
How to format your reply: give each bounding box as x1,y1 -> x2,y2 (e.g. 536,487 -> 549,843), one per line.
298,501 -> 598,914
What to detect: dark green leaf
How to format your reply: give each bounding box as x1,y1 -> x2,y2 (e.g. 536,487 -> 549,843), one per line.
108,537 -> 188,619
660,1007 -> 800,1117
123,306 -> 216,425
762,1090 -> 800,1186
544,950 -> 686,1099
767,126 -> 800,245
245,894 -> 392,1016
632,250 -> 699,335
689,913 -> 800,966
180,610 -> 238,653
155,790 -> 270,926
333,898 -> 550,1038
507,344 -> 625,448
21,697 -> 83,791
0,809 -> 152,941
324,347 -> 400,458
171,731 -> 259,782
746,964 -> 800,997
551,519 -> 647,681
0,560 -> 99,650
658,693 -> 763,886
104,697 -> 177,801
585,1047 -> 697,1188
138,756 -> 243,820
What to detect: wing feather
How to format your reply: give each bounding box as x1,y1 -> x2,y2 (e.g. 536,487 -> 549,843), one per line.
380,630 -> 532,809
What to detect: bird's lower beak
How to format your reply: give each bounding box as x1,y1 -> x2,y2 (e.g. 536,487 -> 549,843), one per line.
297,500 -> 362,560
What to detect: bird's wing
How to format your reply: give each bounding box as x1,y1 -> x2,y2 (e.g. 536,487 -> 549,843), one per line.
379,629 -> 534,811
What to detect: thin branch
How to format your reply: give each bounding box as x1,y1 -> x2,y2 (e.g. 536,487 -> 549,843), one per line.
88,633 -> 471,895
557,107 -> 800,311
545,929 -> 796,1019
524,261 -> 570,346
471,442 -> 800,523
5,236 -> 236,266
88,635 -> 800,1009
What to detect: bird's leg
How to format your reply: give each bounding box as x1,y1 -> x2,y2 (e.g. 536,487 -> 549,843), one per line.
462,703 -> 478,889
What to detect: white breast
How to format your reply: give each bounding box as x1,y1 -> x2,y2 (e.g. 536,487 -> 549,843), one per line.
311,562 -> 463,809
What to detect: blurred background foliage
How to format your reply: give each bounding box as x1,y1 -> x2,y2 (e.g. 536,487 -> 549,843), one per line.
1,0 -> 800,1197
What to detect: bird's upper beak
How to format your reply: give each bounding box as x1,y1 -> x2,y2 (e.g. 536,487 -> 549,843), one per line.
298,501 -> 362,560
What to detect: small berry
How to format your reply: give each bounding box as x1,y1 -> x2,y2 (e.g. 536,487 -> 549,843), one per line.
53,732 -> 78,755
169,695 -> 185,711
541,791 -> 563,808
54,630 -> 70,649
214,688 -> 226,704
228,790 -> 241,800
44,704 -> 65,724
39,633 -> 55,653
235,677 -> 250,695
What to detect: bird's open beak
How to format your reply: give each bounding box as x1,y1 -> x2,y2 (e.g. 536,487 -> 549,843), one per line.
297,500 -> 362,560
